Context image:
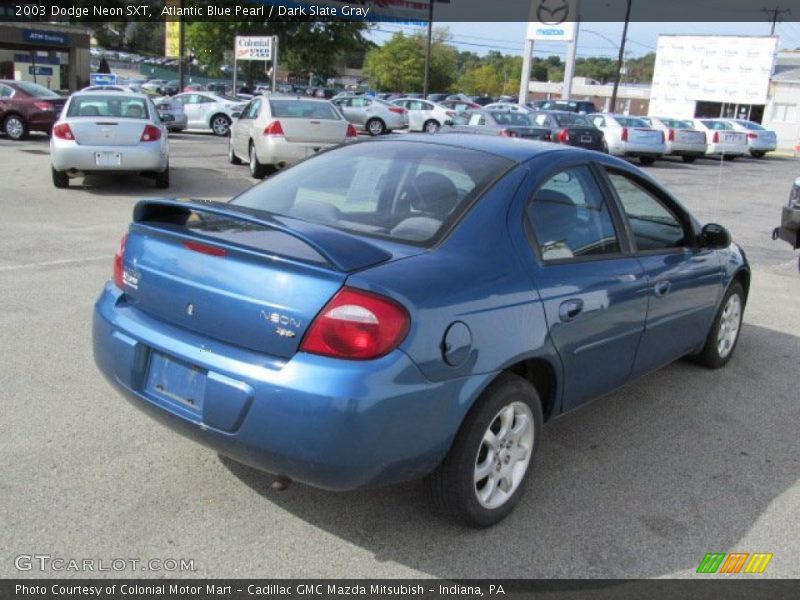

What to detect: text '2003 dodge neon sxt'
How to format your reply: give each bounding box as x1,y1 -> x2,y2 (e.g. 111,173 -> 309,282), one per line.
93,135 -> 749,527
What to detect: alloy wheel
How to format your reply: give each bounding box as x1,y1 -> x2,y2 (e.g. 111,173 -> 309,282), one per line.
717,293 -> 742,359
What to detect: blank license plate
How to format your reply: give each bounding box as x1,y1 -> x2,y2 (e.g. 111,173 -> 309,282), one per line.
581,135 -> 592,143
145,351 -> 206,411
95,152 -> 121,166
724,134 -> 737,143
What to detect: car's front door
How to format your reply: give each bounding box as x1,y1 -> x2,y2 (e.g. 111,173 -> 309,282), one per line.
174,94 -> 201,128
602,168 -> 724,376
522,164 -> 649,410
232,98 -> 259,156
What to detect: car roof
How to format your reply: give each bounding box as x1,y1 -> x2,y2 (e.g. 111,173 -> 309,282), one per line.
372,133 -> 573,162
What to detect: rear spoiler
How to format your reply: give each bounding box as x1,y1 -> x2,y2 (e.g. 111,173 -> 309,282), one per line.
132,198 -> 392,273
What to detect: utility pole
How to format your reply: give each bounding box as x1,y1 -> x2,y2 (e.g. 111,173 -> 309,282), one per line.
178,0 -> 185,93
423,0 -> 435,96
519,38 -> 534,105
610,0 -> 632,114
762,6 -> 791,35
562,23 -> 580,99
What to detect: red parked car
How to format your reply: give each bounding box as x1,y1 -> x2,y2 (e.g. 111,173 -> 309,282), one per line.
0,80 -> 66,140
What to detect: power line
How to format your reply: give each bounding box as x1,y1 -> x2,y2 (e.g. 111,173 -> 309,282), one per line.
763,5 -> 792,35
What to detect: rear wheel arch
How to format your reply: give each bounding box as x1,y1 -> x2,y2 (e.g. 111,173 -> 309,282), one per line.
501,357 -> 558,421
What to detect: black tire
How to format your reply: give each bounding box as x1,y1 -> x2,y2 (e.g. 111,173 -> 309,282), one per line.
228,140 -> 242,165
155,165 -> 170,189
249,142 -> 268,179
639,156 -> 656,166
366,118 -> 385,136
423,119 -> 440,134
681,155 -> 697,163
210,113 -> 231,137
52,167 -> 68,188
4,114 -> 28,141
721,154 -> 736,161
429,373 -> 543,528
750,151 -> 766,158
691,281 -> 745,369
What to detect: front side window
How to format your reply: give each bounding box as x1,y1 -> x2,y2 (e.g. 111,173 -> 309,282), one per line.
270,100 -> 339,120
606,172 -> 686,251
527,166 -> 621,261
230,142 -> 512,245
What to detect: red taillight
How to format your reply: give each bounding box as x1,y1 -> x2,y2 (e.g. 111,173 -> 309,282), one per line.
33,101 -> 53,111
747,132 -> 758,140
182,240 -> 227,257
557,128 -> 569,143
388,106 -> 405,114
264,120 -> 284,136
53,122 -> 74,140
713,131 -> 720,143
113,234 -> 128,289
300,287 -> 410,360
140,124 -> 161,142
668,128 -> 675,141
621,127 -> 628,142
346,124 -> 358,138
499,129 -> 518,138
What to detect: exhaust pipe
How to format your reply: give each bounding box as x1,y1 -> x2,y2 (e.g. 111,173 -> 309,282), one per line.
270,475 -> 292,491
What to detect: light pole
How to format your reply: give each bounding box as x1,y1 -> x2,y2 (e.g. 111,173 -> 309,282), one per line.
610,0 -> 632,113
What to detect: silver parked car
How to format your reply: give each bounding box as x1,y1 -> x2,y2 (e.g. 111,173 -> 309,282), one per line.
153,98 -> 188,132
723,119 -> 777,158
50,91 -> 170,188
640,116 -> 707,163
687,119 -> 749,160
391,98 -> 454,133
331,95 -> 407,136
589,113 -> 666,166
229,96 -> 356,179
171,92 -> 246,136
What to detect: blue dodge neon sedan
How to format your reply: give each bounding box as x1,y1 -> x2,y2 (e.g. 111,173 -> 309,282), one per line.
94,135 -> 749,527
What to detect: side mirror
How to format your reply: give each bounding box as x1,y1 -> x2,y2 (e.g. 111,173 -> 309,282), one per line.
701,223 -> 731,249
231,112 -> 242,119
159,113 -> 174,122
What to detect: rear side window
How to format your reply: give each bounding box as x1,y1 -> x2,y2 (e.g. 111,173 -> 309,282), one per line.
67,95 -> 149,119
702,120 -> 733,131
606,172 -> 686,251
230,141 -> 512,246
15,81 -> 60,98
527,166 -> 621,261
269,100 -> 340,120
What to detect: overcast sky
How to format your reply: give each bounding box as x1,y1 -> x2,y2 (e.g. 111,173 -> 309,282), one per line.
367,21 -> 800,59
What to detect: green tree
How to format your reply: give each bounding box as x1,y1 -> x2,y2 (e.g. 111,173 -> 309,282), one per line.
363,29 -> 457,93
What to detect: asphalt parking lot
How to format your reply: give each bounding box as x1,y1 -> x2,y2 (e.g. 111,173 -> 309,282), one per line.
1,132 -> 798,579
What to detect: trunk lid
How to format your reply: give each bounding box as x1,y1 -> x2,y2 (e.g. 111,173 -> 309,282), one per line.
120,200 -> 397,358
675,129 -> 706,144
629,127 -> 662,145
279,117 -> 347,144
70,119 -> 150,146
506,126 -> 549,140
566,127 -> 603,146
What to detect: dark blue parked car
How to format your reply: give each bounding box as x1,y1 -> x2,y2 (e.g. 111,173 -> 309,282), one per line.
93,135 -> 749,527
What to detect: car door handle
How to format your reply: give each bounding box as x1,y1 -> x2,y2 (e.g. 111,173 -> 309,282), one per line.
558,299 -> 584,322
654,281 -> 672,297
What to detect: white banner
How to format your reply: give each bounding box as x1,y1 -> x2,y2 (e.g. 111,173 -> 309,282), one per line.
235,36 -> 273,61
527,0 -> 577,41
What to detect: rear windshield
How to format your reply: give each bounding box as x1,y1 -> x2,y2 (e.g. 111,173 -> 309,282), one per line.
230,141 -> 513,246
736,120 -> 765,130
269,99 -> 340,120
16,81 -> 60,98
662,118 -> 693,129
554,113 -> 591,126
616,116 -> 649,127
702,120 -> 734,130
490,111 -> 534,126
67,95 -> 150,119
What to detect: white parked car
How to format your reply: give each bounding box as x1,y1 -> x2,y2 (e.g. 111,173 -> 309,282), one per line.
723,119 -> 777,158
332,95 -> 407,136
687,119 -> 749,159
588,113 -> 666,166
50,91 -> 169,188
640,116 -> 708,163
229,96 -> 357,179
483,102 -> 534,114
390,98 -> 455,133
171,92 -> 247,136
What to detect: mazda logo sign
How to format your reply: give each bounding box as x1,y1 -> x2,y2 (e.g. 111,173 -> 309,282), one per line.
536,0 -> 570,25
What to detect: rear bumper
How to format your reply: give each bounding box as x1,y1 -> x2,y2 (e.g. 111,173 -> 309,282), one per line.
611,141 -> 666,157
748,139 -> 777,152
254,137 -> 340,167
166,114 -> 188,131
51,140 -> 168,172
26,111 -> 60,132
93,284 -> 487,491
706,143 -> 748,156
666,141 -> 707,156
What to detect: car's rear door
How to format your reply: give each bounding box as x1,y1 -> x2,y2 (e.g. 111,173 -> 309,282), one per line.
521,163 -> 648,410
601,168 -> 724,375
